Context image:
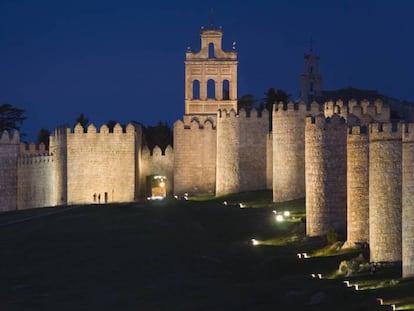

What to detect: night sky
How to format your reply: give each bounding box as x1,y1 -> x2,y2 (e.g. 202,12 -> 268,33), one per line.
1,0 -> 413,142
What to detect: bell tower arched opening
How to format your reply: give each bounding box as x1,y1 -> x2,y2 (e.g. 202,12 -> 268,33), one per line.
192,80 -> 200,99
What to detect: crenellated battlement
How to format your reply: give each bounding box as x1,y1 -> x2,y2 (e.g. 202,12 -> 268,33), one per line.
369,122 -> 402,141
348,126 -> 369,144
306,113 -> 346,127
349,99 -> 390,122
20,142 -> 49,156
323,98 -> 390,124
324,100 -> 349,119
142,145 -> 174,157
18,153 -> 54,165
0,130 -> 20,144
348,125 -> 368,135
274,101 -> 322,116
274,101 -> 307,113
176,117 -> 216,130
402,123 -> 414,142
68,122 -> 135,135
218,108 -> 266,119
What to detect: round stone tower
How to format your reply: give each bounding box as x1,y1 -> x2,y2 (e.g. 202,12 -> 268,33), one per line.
369,122 -> 402,263
216,109 -> 241,196
272,102 -> 307,202
402,123 -> 414,277
305,114 -> 347,237
346,125 -> 369,247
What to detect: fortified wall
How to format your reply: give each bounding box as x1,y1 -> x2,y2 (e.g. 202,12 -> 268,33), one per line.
0,130 -> 19,212
369,122 -> 402,263
216,108 -> 268,196
272,101 -> 320,202
346,126 -> 369,246
305,114 -> 347,236
141,145 -> 174,196
402,123 -> 414,277
64,123 -> 136,205
173,117 -> 217,195
17,143 -> 57,209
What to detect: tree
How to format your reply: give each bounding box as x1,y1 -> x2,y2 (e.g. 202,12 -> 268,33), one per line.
143,121 -> 173,153
106,120 -> 118,132
0,103 -> 26,132
75,113 -> 89,131
237,94 -> 256,111
260,88 -> 290,130
37,128 -> 50,149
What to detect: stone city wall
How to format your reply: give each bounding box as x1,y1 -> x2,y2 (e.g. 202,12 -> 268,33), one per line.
65,123 -> 136,205
173,117 -> 217,195
141,145 -> 174,196
272,102 -> 308,202
216,108 -> 268,196
0,130 -> 20,212
305,114 -> 347,237
369,122 -> 402,262
402,123 -> 414,277
346,126 -> 369,246
17,143 -> 57,209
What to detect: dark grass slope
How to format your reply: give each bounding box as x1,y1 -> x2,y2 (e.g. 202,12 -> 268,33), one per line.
0,193 -> 412,310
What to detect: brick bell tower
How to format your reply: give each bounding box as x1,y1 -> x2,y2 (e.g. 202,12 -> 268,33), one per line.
184,26 -> 238,119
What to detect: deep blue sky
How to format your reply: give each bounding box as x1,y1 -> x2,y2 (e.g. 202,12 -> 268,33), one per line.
1,0 -> 413,141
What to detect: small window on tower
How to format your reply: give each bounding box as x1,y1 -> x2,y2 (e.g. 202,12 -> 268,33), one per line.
207,79 -> 215,99
208,42 -> 215,58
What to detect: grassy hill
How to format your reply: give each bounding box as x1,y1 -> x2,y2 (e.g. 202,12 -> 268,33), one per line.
0,191 -> 412,310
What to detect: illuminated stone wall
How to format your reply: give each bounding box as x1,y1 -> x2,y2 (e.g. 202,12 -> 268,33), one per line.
266,132 -> 272,189
369,122 -> 402,262
141,145 -> 174,196
0,130 -> 20,212
272,102 -> 307,202
65,123 -> 136,204
325,99 -> 390,125
17,143 -> 57,209
346,126 -> 369,246
402,123 -> 414,277
305,114 -> 347,237
49,126 -> 69,205
216,108 -> 268,196
173,117 -> 217,195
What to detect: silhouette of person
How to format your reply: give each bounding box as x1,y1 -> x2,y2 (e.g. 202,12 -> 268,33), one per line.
93,193 -> 97,202
98,193 -> 101,204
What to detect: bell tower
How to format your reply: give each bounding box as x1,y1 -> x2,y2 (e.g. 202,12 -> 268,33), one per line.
184,27 -> 238,118
300,51 -> 322,104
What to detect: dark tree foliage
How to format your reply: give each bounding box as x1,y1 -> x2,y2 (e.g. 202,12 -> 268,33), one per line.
0,104 -> 26,132
259,88 -> 290,131
75,113 -> 89,132
37,128 -> 50,149
237,94 -> 257,111
143,121 -> 173,153
106,120 -> 118,132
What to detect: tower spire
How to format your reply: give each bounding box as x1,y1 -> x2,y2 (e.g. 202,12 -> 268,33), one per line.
209,8 -> 215,29
309,36 -> 314,53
